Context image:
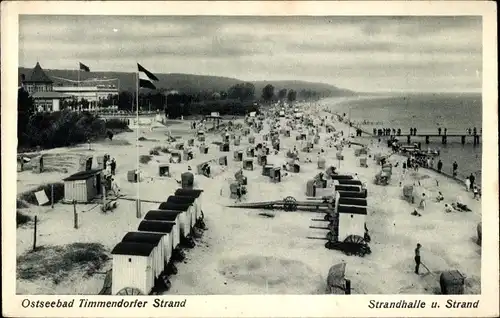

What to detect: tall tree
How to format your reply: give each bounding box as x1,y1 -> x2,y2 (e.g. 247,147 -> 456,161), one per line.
262,84 -> 275,103
227,82 -> 255,101
278,88 -> 287,100
287,89 -> 297,103
18,86 -> 34,145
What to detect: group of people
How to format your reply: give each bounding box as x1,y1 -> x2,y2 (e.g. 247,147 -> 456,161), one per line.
373,128 -> 402,137
103,155 -> 119,196
437,126 -> 479,136
464,173 -> 481,199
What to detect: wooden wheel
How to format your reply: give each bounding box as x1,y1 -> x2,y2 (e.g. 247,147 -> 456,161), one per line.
283,196 -> 297,211
116,287 -> 144,295
344,235 -> 366,245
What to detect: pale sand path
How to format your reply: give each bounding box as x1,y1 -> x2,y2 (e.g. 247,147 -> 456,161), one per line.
16,102 -> 481,295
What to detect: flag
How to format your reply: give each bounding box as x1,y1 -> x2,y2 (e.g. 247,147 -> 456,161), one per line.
79,62 -> 90,72
138,63 -> 158,89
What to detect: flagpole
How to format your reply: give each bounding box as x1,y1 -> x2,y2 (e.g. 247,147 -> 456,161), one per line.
136,69 -> 141,218
77,68 -> 81,111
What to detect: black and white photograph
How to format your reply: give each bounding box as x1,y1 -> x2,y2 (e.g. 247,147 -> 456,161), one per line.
2,1 -> 498,317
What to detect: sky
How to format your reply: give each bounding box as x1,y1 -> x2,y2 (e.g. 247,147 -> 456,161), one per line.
19,15 -> 482,93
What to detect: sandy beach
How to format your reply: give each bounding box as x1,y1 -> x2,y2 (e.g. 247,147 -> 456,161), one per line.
16,98 -> 481,295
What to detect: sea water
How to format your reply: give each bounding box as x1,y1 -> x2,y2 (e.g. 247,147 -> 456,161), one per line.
325,93 -> 483,183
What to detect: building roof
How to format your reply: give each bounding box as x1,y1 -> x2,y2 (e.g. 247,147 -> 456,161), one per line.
137,220 -> 176,234
337,205 -> 367,215
111,241 -> 155,257
25,62 -> 53,84
63,169 -> 102,181
121,232 -> 164,245
174,188 -> 203,198
166,195 -> 196,205
32,91 -> 71,99
158,202 -> 190,211
144,210 -> 182,222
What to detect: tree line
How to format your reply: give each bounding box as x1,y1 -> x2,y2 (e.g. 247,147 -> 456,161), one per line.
17,81 -> 324,150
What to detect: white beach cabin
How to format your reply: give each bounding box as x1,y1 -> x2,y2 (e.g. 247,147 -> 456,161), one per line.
157,202 -> 194,237
332,180 -> 363,194
174,188 -> 204,223
166,195 -> 197,226
121,232 -> 165,279
111,242 -> 156,295
335,204 -> 367,241
137,220 -> 178,264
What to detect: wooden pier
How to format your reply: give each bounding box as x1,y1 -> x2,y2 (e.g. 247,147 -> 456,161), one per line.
358,128 -> 481,145
403,134 -> 481,145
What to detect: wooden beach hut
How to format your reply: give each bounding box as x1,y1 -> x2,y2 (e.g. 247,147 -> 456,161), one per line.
111,242 -> 156,295
337,196 -> 367,207
137,219 -> 179,256
335,205 -> 367,241
62,169 -> 102,203
166,195 -> 197,226
337,189 -> 368,199
336,177 -> 363,187
173,188 -> 205,224
157,203 -> 193,238
121,232 -> 165,279
332,180 -> 364,193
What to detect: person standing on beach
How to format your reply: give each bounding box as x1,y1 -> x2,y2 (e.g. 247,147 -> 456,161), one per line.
414,243 -> 422,274
473,127 -> 477,135
452,161 -> 458,177
410,128 -> 413,136
438,127 -> 442,135
473,186 -> 480,200
437,160 -> 443,173
469,173 -> 476,189
414,127 -> 417,135
110,158 -> 116,176
465,176 -> 471,191
444,128 -> 447,136
419,193 -> 426,211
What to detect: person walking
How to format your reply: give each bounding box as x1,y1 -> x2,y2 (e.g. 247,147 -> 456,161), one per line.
438,159 -> 443,173
469,173 -> 476,189
110,158 -> 116,175
419,193 -> 426,211
414,243 -> 422,274
465,176 -> 471,191
452,161 -> 458,177
111,178 -> 120,196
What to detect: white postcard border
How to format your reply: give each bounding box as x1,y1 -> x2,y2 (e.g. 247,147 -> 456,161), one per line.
2,1 -> 498,317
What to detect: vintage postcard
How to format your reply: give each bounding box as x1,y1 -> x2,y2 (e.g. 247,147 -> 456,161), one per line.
2,1 -> 498,317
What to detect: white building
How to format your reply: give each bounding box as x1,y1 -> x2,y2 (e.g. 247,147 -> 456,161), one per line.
53,84 -> 118,102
